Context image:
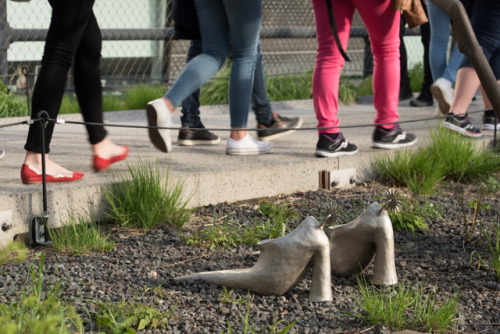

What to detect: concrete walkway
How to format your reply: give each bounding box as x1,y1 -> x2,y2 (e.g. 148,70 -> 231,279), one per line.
0,96 -> 492,246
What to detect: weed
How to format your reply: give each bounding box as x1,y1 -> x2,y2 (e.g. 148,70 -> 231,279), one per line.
218,287 -> 247,306
374,127 -> 500,195
48,214 -> 115,255
0,82 -> 28,117
460,184 -> 489,241
471,221 -> 500,282
104,159 -> 192,230
96,300 -> 175,332
0,254 -> 84,333
223,292 -> 297,333
351,275 -> 459,333
0,241 -> 28,266
185,202 -> 297,249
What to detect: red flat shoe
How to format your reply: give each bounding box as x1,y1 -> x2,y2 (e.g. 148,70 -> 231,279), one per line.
93,145 -> 129,171
21,164 -> 84,184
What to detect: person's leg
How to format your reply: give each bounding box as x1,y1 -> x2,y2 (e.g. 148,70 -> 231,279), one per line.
356,0 -> 417,149
223,0 -> 261,139
252,40 -> 273,126
23,0 -> 96,179
180,40 -> 203,128
311,0 -> 355,136
427,0 -> 453,82
310,0 -> 358,158
165,0 -> 229,108
147,0 -> 229,152
410,2 -> 433,106
399,15 -> 413,101
252,40 -> 303,141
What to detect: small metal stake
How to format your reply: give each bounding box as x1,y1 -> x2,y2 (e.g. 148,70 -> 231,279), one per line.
30,110 -> 53,246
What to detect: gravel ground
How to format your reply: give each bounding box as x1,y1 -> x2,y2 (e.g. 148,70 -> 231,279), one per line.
1,182 -> 500,333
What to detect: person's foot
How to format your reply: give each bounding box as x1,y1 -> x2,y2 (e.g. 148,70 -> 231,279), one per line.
21,153 -> 84,184
177,122 -> 220,146
257,113 -> 303,141
0,149 -> 4,160
226,133 -> 272,155
146,98 -> 173,153
372,126 -> 417,149
430,78 -> 453,115
93,137 -> 129,171
443,113 -> 482,138
314,132 -> 357,158
482,110 -> 500,131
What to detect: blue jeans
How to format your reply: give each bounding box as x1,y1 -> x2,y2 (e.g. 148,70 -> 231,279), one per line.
427,0 -> 464,83
180,40 -> 273,128
459,0 -> 500,79
166,0 -> 262,128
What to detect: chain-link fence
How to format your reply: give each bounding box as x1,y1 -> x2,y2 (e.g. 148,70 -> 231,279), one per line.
1,0 -> 424,93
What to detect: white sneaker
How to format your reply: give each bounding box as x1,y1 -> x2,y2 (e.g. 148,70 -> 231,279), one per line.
146,98 -> 173,153
430,78 -> 454,116
226,133 -> 273,155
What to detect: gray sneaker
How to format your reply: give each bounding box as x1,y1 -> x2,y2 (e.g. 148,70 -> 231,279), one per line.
146,98 -> 173,153
257,114 -> 303,141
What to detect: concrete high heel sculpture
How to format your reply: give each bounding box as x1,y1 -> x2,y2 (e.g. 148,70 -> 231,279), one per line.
327,202 -> 398,286
175,216 -> 333,302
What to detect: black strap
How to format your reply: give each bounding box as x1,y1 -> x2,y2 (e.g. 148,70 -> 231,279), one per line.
326,0 -> 351,61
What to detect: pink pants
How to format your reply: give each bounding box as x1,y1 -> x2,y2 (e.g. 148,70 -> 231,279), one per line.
311,0 -> 401,135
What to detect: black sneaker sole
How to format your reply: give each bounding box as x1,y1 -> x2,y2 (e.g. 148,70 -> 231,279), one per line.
257,118 -> 303,141
146,103 -> 170,153
178,138 -> 221,146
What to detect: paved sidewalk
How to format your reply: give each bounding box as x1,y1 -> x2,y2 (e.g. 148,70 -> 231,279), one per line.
0,97 -> 492,246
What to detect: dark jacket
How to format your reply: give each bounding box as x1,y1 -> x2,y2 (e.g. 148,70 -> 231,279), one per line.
172,0 -> 201,40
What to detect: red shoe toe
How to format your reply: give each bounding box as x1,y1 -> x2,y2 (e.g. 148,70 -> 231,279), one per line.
93,145 -> 129,171
21,164 -> 84,184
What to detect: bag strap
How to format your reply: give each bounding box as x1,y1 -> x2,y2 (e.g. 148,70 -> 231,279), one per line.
326,0 -> 351,61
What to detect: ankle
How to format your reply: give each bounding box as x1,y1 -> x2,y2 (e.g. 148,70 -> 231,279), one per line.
163,97 -> 175,113
230,129 -> 247,140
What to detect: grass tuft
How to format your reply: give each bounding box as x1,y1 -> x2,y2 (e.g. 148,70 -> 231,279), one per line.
48,214 -> 115,255
104,159 -> 191,230
375,127 -> 500,194
351,276 -> 459,333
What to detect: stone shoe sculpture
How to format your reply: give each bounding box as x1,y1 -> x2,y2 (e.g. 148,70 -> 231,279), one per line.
328,203 -> 398,286
175,216 -> 333,302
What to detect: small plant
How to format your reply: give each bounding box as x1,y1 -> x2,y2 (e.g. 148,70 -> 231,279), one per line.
351,276 -> 459,333
218,287 -> 247,306
257,201 -> 299,239
459,184 -> 489,241
104,160 -> 191,230
0,241 -> 28,266
185,202 -> 298,249
0,82 -> 28,117
48,214 -> 115,255
96,300 -> 174,333
223,292 -> 297,334
471,221 -> 500,282
0,254 -> 84,333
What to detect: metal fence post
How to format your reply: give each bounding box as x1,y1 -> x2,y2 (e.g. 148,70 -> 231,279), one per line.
0,0 -> 10,83
162,0 -> 173,86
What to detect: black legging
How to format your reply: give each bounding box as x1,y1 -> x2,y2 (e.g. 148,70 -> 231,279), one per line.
24,0 -> 106,154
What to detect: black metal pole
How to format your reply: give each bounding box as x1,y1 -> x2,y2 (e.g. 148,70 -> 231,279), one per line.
22,67 -> 30,113
37,110 -> 49,214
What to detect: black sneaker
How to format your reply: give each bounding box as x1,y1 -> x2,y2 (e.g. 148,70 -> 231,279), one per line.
257,114 -> 303,141
177,123 -> 221,146
482,110 -> 500,131
443,113 -> 482,138
314,133 -> 358,158
372,126 -> 417,149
